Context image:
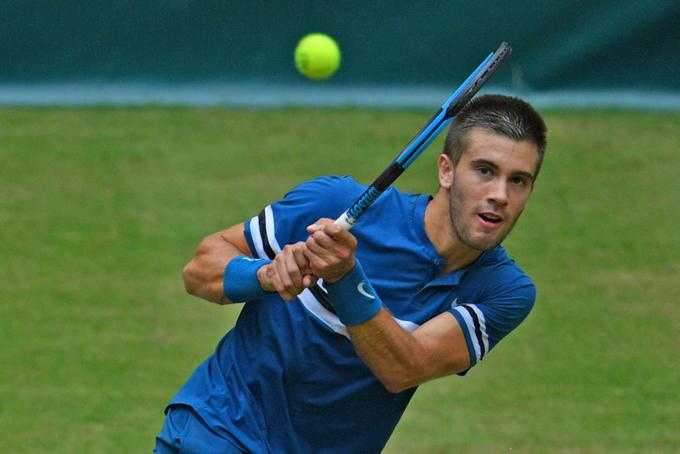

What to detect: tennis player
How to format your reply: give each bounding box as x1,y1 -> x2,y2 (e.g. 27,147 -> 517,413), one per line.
155,94 -> 547,453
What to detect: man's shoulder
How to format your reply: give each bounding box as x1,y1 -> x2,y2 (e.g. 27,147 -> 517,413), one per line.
289,175 -> 363,195
291,176 -> 420,199
285,176 -> 422,216
275,175 -> 364,215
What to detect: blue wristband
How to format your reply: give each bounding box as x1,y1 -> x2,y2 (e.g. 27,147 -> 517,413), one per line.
223,256 -> 272,303
324,261 -> 383,326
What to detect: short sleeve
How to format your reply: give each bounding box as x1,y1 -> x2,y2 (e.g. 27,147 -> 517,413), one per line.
449,277 -> 535,368
244,176 -> 359,260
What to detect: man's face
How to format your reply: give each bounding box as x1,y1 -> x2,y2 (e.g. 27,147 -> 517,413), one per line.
443,128 -> 539,251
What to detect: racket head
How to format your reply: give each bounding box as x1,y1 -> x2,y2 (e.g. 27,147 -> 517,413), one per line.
444,42 -> 512,119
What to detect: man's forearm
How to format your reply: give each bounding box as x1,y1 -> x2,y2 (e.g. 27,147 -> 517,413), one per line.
183,224 -> 253,304
183,233 -> 244,304
303,218 -> 471,391
347,309 -> 430,393
347,308 -> 471,393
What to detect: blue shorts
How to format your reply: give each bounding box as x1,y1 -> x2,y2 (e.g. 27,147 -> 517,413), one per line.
154,404 -> 244,454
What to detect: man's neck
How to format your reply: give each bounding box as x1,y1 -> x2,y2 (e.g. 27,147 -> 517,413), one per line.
424,188 -> 482,274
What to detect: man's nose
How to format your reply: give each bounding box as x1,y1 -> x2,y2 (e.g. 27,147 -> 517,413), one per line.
487,179 -> 508,206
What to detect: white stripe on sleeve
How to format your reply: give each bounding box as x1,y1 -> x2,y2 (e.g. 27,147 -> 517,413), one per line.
264,205 -> 282,254
468,304 -> 489,354
249,216 -> 267,259
452,306 -> 482,362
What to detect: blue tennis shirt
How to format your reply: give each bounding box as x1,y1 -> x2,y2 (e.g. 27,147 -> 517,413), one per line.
170,176 -> 536,453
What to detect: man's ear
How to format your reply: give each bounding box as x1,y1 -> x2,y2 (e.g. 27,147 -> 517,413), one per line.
438,154 -> 454,189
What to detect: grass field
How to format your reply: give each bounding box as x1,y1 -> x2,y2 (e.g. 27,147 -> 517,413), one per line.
1,106 -> 679,453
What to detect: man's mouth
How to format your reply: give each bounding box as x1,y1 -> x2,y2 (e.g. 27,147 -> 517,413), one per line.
478,212 -> 504,226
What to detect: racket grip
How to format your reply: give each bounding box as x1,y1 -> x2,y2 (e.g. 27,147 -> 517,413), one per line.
334,211 -> 354,231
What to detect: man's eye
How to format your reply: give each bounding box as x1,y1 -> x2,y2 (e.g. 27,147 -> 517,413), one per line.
478,167 -> 492,176
510,176 -> 527,186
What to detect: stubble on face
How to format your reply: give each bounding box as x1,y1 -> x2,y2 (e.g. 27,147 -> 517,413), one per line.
448,176 -> 523,252
444,129 -> 538,253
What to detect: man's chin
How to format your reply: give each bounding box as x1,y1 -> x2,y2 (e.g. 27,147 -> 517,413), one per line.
453,222 -> 509,252
465,234 -> 504,251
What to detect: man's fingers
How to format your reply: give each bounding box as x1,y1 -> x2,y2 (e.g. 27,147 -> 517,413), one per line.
322,221 -> 344,237
306,235 -> 345,265
308,230 -> 336,250
303,246 -> 329,270
271,250 -> 302,300
323,222 -> 357,249
307,232 -> 354,265
292,243 -> 312,277
258,264 -> 276,292
270,241 -> 322,301
268,266 -> 296,300
289,242 -> 318,290
306,217 -> 333,234
282,245 -> 305,289
271,262 -> 296,300
302,274 -> 318,288
308,219 -> 357,250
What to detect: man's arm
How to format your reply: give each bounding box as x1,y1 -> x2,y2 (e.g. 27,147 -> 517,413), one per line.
305,219 -> 471,393
182,223 -> 252,304
347,310 -> 470,393
183,223 -> 316,304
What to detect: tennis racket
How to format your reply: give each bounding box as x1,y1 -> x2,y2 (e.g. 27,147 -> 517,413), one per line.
335,42 -> 512,230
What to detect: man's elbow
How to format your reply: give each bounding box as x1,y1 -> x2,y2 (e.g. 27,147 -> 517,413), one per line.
382,378 -> 416,394
377,353 -> 468,393
379,362 -> 426,394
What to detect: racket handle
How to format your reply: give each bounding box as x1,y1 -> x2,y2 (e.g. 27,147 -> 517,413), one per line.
334,211 -> 354,231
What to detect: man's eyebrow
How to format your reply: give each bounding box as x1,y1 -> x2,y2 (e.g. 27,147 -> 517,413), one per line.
470,158 -> 535,181
469,158 -> 499,170
513,170 -> 536,181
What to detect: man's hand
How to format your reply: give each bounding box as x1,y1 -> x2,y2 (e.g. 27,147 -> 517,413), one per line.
255,217 -> 358,300
304,218 -> 357,283
257,242 -> 317,301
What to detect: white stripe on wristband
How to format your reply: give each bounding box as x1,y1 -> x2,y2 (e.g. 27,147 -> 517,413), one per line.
324,261 -> 382,326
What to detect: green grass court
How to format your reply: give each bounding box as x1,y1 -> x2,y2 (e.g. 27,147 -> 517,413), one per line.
1,106 -> 679,452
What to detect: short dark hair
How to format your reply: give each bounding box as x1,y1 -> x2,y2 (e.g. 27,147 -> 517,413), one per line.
443,94 -> 547,179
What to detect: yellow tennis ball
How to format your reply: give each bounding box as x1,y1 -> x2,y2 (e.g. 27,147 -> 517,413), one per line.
294,33 -> 341,80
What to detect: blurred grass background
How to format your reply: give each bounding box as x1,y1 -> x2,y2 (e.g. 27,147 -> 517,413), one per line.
1,106 -> 679,452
